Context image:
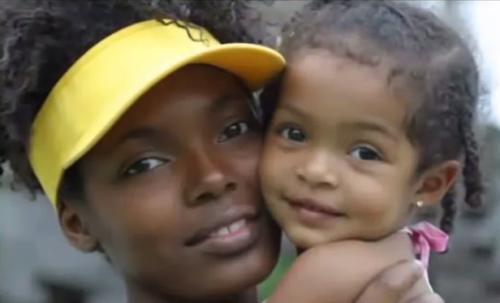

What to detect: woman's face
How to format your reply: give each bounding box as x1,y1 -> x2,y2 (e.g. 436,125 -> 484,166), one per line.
60,64 -> 280,299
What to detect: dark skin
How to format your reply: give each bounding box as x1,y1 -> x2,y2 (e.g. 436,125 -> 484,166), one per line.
56,64 -> 444,303
60,64 -> 280,303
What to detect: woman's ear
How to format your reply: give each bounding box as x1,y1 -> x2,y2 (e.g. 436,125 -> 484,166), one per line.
58,200 -> 99,253
415,160 -> 460,206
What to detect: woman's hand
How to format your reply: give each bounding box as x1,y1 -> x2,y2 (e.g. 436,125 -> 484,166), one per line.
354,260 -> 444,303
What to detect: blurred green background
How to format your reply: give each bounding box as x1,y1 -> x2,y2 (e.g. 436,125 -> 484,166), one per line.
258,254 -> 295,300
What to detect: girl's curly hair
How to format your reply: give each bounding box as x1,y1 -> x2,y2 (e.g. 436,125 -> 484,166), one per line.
261,0 -> 484,234
0,0 -> 269,198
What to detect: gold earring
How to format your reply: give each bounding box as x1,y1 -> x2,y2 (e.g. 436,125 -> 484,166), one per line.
416,200 -> 424,208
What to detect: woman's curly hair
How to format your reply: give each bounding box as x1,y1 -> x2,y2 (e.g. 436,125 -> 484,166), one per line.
0,0 -> 270,197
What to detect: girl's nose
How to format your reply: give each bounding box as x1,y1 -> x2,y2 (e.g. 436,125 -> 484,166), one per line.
296,150 -> 339,189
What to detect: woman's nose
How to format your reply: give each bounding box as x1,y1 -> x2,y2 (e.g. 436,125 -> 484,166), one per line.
185,151 -> 237,205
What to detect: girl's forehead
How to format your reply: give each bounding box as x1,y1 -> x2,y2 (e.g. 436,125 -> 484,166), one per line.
279,53 -> 412,135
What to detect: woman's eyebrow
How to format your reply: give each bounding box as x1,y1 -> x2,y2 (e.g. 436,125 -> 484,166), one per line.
209,93 -> 245,114
117,127 -> 162,146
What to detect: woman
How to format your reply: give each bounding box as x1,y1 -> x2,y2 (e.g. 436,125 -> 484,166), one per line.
0,1 -> 443,303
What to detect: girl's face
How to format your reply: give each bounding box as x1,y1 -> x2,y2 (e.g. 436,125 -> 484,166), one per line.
60,65 -> 280,300
260,51 -> 422,249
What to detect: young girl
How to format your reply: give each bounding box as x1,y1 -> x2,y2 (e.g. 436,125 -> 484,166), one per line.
260,1 -> 483,302
0,1 -> 441,303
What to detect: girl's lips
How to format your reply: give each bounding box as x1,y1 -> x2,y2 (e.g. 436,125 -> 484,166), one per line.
285,197 -> 346,226
286,197 -> 344,217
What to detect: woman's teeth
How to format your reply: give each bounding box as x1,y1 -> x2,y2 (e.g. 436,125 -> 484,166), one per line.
210,219 -> 246,237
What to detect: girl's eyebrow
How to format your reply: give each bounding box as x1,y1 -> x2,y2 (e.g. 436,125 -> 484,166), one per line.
345,120 -> 398,141
278,102 -> 398,141
278,102 -> 312,122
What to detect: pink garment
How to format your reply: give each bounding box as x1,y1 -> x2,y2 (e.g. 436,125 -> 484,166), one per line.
402,222 -> 449,269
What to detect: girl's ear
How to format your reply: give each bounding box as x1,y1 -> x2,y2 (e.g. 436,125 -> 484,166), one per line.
415,160 -> 460,206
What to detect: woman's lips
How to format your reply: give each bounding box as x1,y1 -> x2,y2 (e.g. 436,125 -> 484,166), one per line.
209,219 -> 247,237
195,218 -> 260,255
185,205 -> 261,256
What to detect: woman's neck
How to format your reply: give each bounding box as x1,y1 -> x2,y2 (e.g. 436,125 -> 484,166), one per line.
126,283 -> 259,303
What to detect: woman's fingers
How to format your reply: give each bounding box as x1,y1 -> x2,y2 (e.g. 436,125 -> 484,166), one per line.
354,260 -> 424,303
406,293 -> 445,303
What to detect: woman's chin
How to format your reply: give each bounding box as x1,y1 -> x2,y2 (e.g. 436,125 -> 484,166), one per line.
213,216 -> 281,294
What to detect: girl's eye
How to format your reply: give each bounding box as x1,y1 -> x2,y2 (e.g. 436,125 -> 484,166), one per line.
349,145 -> 382,161
279,126 -> 306,142
124,158 -> 167,176
219,121 -> 250,142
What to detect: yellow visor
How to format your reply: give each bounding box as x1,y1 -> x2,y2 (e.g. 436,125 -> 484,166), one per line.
29,19 -> 285,206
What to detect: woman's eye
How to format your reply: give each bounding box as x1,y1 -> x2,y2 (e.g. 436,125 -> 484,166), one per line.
124,158 -> 167,176
219,121 -> 250,142
279,126 -> 306,142
349,146 -> 382,161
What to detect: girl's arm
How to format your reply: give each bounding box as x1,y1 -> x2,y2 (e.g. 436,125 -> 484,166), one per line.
265,237 -> 426,303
